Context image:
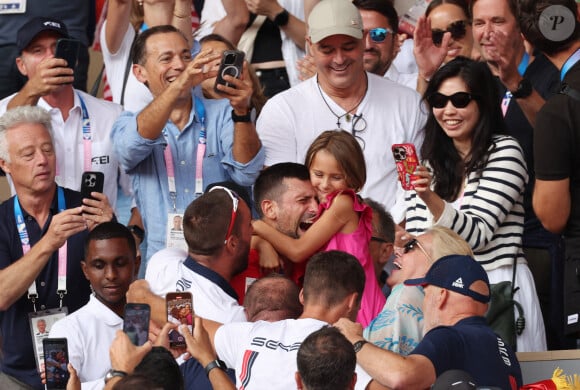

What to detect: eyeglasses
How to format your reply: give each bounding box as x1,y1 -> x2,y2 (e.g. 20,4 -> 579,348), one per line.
351,113 -> 367,149
431,20 -> 467,47
209,186 -> 239,244
427,92 -> 477,109
403,238 -> 433,262
365,27 -> 393,43
371,236 -> 390,244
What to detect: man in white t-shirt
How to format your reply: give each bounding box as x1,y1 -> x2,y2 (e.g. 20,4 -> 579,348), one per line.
203,250 -> 387,390
257,0 -> 426,223
0,17 -> 129,210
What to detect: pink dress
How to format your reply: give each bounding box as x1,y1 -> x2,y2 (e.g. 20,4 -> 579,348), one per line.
320,190 -> 386,326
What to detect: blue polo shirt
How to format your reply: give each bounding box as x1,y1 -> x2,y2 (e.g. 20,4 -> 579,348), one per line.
0,187 -> 92,390
411,316 -> 522,389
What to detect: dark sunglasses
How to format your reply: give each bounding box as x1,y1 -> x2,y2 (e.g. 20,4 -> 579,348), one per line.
431,20 -> 467,46
365,27 -> 393,43
403,238 -> 433,262
427,92 -> 477,109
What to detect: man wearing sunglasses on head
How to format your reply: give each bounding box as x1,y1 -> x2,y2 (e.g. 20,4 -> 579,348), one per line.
471,0 -> 568,350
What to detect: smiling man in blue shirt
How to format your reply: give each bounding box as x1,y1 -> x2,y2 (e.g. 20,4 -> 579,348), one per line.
112,25 -> 264,263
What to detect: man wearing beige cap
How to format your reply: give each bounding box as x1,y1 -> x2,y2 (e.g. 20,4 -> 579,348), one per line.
256,0 -> 426,224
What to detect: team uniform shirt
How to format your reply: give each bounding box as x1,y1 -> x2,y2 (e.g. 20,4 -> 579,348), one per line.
411,316 -> 523,390
99,21 -> 153,112
214,318 -> 372,390
405,135 -> 546,352
49,295 -> 122,390
111,93 -> 265,261
256,73 -> 426,222
0,187 -> 92,390
364,284 -> 424,355
0,90 -> 128,209
146,250 -> 246,323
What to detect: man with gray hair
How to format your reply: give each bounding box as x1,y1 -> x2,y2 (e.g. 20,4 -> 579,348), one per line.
0,106 -> 115,390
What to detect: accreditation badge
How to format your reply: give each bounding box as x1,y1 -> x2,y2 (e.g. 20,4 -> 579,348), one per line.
28,307 -> 68,370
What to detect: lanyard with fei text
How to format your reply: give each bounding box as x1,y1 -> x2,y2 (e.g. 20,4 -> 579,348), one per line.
163,97 -> 206,211
16,186 -> 67,311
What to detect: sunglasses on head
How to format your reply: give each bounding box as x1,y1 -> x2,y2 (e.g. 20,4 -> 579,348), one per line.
427,92 -> 477,109
365,27 -> 393,43
208,185 -> 239,244
431,20 -> 467,46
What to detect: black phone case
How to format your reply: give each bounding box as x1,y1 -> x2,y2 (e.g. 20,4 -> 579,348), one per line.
55,38 -> 80,69
123,303 -> 151,346
80,171 -> 104,200
214,50 -> 245,93
43,338 -> 69,390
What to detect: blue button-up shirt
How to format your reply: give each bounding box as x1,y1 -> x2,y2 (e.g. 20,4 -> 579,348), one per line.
112,94 -> 264,261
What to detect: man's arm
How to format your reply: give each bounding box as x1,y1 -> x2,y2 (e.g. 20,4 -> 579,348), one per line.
0,207 -> 87,310
213,0 -> 250,46
126,280 -> 167,326
334,318 -> 436,389
533,178 -> 570,234
104,0 -> 133,55
246,0 -> 307,51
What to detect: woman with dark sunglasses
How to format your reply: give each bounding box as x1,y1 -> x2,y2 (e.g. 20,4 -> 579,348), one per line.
413,0 -> 477,94
401,57 -> 546,352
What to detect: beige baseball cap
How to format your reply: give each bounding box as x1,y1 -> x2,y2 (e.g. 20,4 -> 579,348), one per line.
308,0 -> 363,43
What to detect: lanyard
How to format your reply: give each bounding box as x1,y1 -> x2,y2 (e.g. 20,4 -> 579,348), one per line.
55,93 -> 92,180
561,47 -> 580,81
163,97 -> 206,211
16,187 -> 67,311
501,52 -> 531,117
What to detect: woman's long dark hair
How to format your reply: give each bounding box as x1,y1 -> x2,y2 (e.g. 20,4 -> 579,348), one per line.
421,56 -> 505,201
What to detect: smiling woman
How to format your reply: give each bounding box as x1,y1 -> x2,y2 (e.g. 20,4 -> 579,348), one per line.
402,57 -> 547,352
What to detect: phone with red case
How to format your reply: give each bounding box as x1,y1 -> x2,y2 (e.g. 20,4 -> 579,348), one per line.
392,143 -> 419,190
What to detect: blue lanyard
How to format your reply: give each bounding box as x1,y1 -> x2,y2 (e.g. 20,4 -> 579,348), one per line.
78,93 -> 91,141
517,52 -> 530,76
561,47 -> 580,81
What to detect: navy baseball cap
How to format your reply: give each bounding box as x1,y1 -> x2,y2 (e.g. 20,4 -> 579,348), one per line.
404,254 -> 491,303
16,17 -> 69,53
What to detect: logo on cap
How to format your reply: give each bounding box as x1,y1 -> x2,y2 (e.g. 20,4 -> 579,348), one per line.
43,21 -> 62,29
539,5 -> 576,41
452,277 -> 464,289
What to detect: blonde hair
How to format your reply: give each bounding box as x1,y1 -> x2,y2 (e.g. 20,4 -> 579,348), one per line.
427,226 -> 474,260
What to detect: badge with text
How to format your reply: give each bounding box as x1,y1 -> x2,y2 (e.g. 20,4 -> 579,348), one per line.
28,308 -> 68,370
166,213 -> 187,251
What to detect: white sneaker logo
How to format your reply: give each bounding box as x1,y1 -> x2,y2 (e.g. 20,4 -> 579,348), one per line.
452,277 -> 464,289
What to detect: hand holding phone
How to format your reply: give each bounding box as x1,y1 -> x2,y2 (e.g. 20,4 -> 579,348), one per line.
43,338 -> 69,390
214,50 -> 245,94
123,303 -> 151,346
81,171 -> 104,201
166,292 -> 193,348
392,143 -> 419,190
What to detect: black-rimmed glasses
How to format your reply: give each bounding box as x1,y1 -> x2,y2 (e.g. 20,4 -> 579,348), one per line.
351,113 -> 367,148
371,236 -> 390,244
431,20 -> 467,47
427,92 -> 478,109
209,186 -> 239,244
403,238 -> 433,262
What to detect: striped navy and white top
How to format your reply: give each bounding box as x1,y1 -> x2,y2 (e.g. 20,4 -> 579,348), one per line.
405,135 -> 528,271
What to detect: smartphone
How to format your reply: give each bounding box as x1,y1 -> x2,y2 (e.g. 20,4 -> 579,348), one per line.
392,143 -> 419,190
123,303 -> 150,346
43,338 -> 69,390
166,292 -> 193,348
80,171 -> 104,200
214,50 -> 245,94
55,38 -> 80,70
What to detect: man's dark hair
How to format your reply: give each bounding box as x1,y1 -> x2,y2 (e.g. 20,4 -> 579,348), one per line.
183,189 -> 242,256
302,251 -> 365,306
364,198 -> 395,243
353,0 -> 399,33
132,347 -> 184,390
297,327 -> 356,390
253,163 -> 310,218
130,24 -> 188,65
112,374 -> 163,390
84,221 -> 137,259
244,274 -> 303,321
520,0 -> 580,55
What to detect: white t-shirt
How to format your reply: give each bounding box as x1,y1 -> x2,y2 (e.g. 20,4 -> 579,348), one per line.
215,318 -> 372,390
145,248 -> 246,324
256,73 -> 426,222
0,90 -> 128,208
100,21 -> 153,112
49,295 -> 122,390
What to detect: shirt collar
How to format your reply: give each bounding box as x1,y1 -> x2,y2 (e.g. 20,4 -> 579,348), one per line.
183,256 -> 239,301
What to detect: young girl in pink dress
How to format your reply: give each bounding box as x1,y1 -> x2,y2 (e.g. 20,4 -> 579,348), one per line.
252,130 -> 385,326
